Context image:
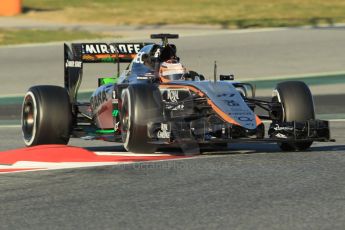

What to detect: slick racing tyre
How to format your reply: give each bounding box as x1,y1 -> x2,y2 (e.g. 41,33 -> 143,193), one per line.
22,85 -> 72,146
120,84 -> 162,153
272,81 -> 315,151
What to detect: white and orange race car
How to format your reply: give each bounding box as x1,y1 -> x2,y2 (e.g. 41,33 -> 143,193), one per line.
21,34 -> 333,153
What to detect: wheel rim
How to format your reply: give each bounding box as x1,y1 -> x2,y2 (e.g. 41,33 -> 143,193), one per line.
22,92 -> 37,146
272,89 -> 285,121
121,89 -> 131,150
121,100 -> 129,136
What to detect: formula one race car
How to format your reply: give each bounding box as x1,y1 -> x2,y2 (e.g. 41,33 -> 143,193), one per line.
21,34 -> 333,153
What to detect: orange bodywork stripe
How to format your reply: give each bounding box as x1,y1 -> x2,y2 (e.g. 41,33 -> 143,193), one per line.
159,84 -> 205,97
159,77 -> 171,83
82,53 -> 136,61
255,115 -> 263,126
159,84 -> 242,126
206,99 -> 241,126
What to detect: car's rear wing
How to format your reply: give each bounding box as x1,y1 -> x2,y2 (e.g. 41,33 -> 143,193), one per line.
65,43 -> 149,63
64,42 -> 150,105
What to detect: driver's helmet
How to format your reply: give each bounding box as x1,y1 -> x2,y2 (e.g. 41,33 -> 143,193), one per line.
159,59 -> 187,82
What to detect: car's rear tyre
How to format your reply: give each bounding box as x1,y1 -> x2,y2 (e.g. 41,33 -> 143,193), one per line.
22,85 -> 72,146
120,84 -> 162,153
272,81 -> 315,151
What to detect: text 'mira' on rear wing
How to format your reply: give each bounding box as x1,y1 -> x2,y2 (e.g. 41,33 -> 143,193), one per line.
64,42 -> 150,105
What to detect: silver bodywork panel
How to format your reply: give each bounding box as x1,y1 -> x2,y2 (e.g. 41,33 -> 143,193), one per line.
165,81 -> 257,130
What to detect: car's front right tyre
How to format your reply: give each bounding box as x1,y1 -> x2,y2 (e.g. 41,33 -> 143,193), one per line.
272,81 -> 315,151
120,84 -> 162,153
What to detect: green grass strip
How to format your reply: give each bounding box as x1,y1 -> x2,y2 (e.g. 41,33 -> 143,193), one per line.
22,0 -> 345,27
0,29 -> 109,46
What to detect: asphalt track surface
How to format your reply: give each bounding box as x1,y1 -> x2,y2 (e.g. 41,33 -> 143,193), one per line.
0,28 -> 345,229
0,122 -> 345,230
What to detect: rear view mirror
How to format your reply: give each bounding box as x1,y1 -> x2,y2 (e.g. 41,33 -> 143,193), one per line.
220,74 -> 235,81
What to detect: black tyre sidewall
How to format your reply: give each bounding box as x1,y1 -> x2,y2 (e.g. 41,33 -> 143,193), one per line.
22,85 -> 72,146
121,84 -> 162,153
274,81 -> 315,151
276,81 -> 315,122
